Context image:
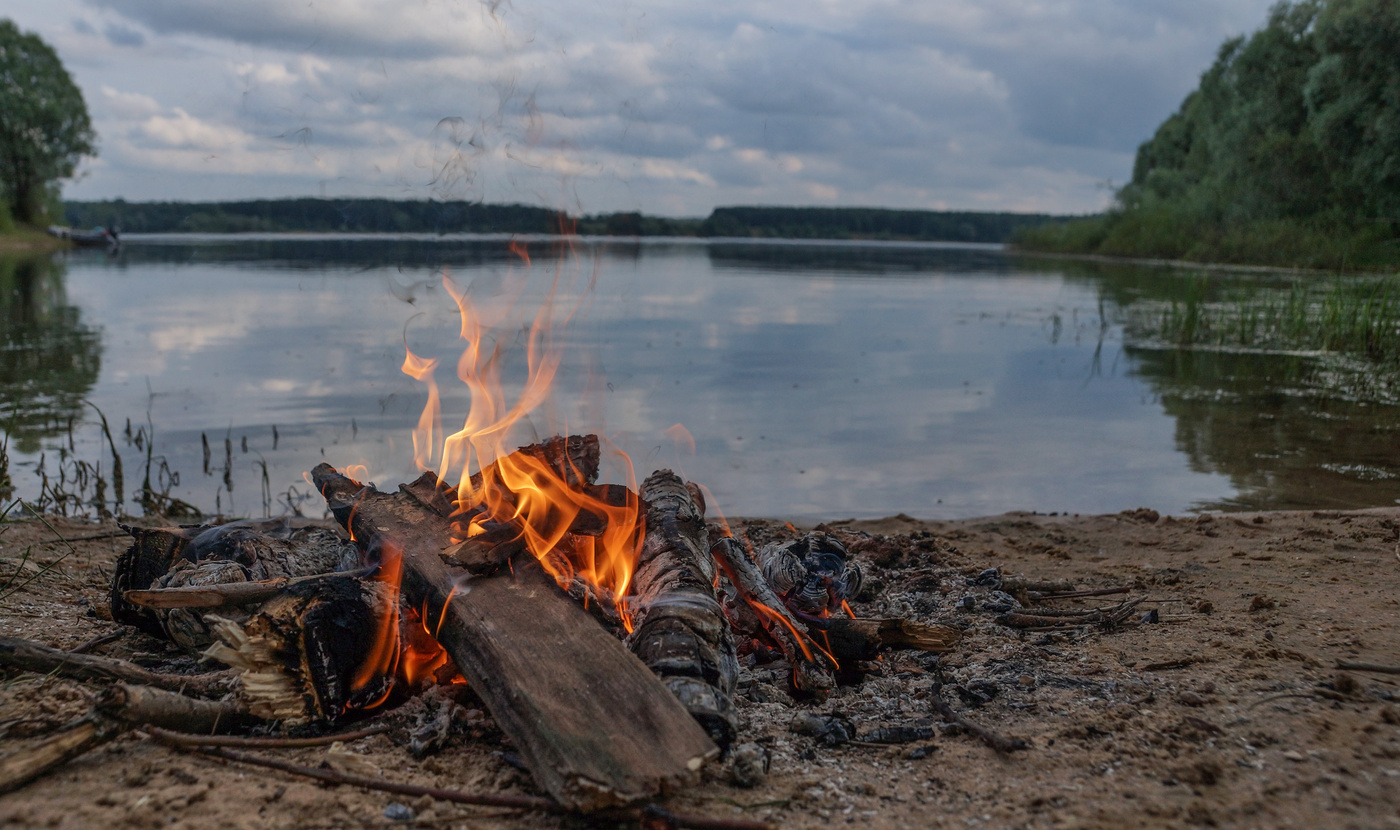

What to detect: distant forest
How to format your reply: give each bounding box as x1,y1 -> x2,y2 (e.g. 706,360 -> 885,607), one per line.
1016,0 -> 1400,270
63,199 -> 1061,244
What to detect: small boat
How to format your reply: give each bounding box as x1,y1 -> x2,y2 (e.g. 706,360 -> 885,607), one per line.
47,225 -> 121,249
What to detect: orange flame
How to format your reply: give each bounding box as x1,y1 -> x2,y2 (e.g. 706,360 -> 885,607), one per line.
402,243 -> 643,618
348,538 -> 456,707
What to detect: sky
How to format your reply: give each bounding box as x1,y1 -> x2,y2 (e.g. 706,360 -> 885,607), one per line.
2,0 -> 1279,216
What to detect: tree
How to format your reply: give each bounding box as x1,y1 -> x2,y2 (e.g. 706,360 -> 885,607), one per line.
0,20 -> 95,225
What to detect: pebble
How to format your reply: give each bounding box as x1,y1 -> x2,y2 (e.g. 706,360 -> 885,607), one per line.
1282,751 -> 1306,762
383,803 -> 414,821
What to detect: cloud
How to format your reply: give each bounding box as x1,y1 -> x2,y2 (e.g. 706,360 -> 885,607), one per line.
39,0 -> 1281,212
102,20 -> 144,47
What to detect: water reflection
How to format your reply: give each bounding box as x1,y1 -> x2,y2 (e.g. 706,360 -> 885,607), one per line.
2,239 -> 1398,518
1129,347 -> 1400,510
0,255 -> 102,454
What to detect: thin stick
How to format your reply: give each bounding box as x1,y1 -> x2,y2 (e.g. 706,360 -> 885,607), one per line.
123,571 -> 345,610
145,723 -> 390,749
0,635 -> 235,697
1337,661 -> 1400,676
68,630 -> 123,654
929,667 -> 1029,754
167,744 -> 776,830
1033,587 -> 1131,601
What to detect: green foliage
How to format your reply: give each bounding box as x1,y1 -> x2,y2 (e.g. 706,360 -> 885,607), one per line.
698,206 -> 1059,243
1018,0 -> 1400,270
0,20 -> 95,224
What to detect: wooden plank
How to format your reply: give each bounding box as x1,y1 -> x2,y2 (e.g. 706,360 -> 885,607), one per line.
311,461 -> 717,812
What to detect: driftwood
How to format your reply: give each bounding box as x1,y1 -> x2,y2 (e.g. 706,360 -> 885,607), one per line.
0,635 -> 236,697
711,536 -> 835,694
312,456 -> 718,811
626,472 -> 739,750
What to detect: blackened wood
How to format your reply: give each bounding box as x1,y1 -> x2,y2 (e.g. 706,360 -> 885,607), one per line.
711,536 -> 835,695
111,519 -> 358,649
204,577 -> 395,723
627,470 -> 738,750
312,460 -> 717,812
0,635 -> 235,697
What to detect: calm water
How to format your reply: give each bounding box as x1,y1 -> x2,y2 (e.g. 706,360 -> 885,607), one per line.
3,235 -> 1399,520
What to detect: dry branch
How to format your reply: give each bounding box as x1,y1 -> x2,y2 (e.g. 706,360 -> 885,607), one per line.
0,714 -> 124,795
0,635 -> 235,697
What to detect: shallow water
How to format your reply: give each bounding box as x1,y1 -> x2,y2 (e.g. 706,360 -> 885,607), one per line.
3,236 -> 1398,519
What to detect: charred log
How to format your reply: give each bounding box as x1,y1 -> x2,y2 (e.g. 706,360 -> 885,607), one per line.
111,519 -> 358,648
203,577 -> 401,724
627,470 -> 739,750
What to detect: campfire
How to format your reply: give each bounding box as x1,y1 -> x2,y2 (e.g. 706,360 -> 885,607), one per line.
0,255 -> 1043,827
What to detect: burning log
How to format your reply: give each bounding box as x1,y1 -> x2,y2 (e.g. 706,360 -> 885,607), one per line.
627,472 -> 739,750
710,536 -> 835,694
203,577 -> 414,724
111,519 -> 359,649
312,457 -> 719,812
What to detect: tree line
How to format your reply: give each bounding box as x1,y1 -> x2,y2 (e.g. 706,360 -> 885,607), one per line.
64,200 -> 1059,243
1016,0 -> 1400,270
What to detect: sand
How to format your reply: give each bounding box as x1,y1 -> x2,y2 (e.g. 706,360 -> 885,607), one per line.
1,506 -> 1398,829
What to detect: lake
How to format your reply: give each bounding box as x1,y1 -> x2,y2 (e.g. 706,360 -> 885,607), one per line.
3,235 -> 1399,520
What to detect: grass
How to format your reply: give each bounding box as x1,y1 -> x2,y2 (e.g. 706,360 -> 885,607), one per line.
1125,273 -> 1400,367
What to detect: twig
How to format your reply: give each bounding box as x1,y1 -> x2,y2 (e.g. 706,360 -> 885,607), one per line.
0,635 -> 236,697
123,571 -> 347,610
1337,661 -> 1400,676
144,723 -> 389,749
1247,692 -> 1322,710
68,631 -> 124,655
1032,586 -> 1131,601
929,666 -> 1029,754
164,744 -> 776,830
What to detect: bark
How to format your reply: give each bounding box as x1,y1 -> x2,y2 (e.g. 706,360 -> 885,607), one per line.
627,470 -> 739,749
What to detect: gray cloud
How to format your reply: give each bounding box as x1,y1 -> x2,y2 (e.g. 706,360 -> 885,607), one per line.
13,0 -> 1282,213
102,20 -> 144,47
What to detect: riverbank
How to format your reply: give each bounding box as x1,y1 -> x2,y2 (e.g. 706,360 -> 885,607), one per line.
1,505 -> 1395,829
1012,212 -> 1400,274
0,228 -> 68,255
